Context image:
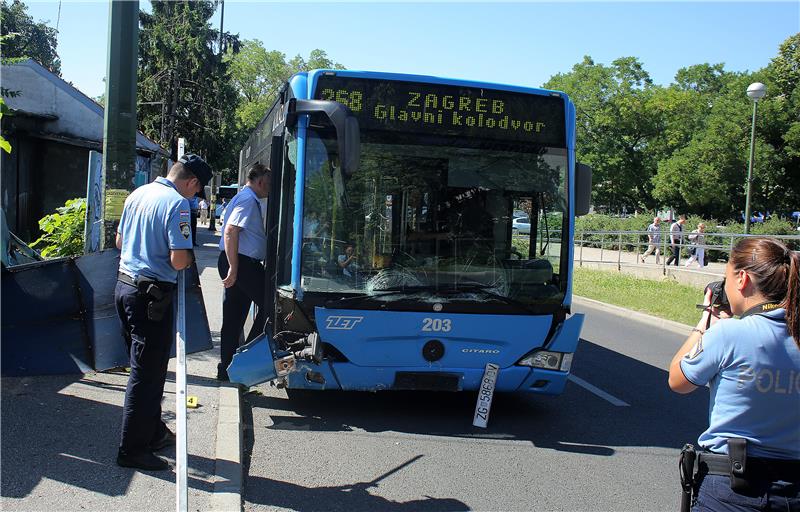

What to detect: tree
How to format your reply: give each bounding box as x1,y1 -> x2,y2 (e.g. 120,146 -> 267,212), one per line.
652,34 -> 800,219
228,41 -> 345,133
227,39 -> 291,131
544,56 -> 661,212
0,0 -> 60,75
137,0 -> 240,173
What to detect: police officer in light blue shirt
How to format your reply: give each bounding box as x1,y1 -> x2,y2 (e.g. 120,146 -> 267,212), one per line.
216,162 -> 270,381
669,237 -> 800,511
115,154 -> 212,471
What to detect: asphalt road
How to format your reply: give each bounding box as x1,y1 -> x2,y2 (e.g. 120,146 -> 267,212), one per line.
240,302 -> 708,512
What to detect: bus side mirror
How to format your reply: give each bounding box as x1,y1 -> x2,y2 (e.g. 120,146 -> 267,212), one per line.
575,163 -> 592,217
286,99 -> 360,176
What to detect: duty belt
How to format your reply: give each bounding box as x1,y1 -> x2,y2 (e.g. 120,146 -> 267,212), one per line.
118,272 -> 137,287
697,452 -> 800,482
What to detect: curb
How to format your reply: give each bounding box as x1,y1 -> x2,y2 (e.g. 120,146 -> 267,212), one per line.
211,384 -> 242,512
572,295 -> 692,336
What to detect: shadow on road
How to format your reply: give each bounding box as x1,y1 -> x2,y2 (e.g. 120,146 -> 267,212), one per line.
240,421 -> 468,512
1,374 -> 215,499
242,339 -> 709,458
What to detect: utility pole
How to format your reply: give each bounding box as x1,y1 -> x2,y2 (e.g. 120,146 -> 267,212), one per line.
100,0 -> 139,249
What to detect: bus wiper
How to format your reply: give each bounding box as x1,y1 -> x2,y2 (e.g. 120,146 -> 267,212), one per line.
325,286 -> 435,306
327,284 -> 536,314
447,283 -> 537,314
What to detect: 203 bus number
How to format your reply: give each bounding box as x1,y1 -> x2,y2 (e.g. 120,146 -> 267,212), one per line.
422,318 -> 452,332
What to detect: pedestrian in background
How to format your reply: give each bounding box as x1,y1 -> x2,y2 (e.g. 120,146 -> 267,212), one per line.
114,154 -> 212,471
641,216 -> 662,264
198,197 -> 208,225
669,237 -> 799,510
665,214 -> 686,266
217,163 -> 271,381
684,223 -> 706,268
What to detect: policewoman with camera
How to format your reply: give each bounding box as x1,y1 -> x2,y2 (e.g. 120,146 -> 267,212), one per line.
115,155 -> 212,471
669,237 -> 800,511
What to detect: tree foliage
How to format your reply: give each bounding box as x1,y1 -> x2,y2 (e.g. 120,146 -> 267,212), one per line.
544,34 -> 799,220
0,0 -> 60,75
137,0 -> 240,173
227,41 -> 345,132
544,56 -> 662,212
30,198 -> 86,258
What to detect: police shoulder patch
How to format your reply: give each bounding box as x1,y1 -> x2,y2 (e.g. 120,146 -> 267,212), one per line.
686,338 -> 704,360
180,221 -> 191,239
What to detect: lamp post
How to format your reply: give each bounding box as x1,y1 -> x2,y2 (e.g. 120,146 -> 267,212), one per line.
744,82 -> 766,234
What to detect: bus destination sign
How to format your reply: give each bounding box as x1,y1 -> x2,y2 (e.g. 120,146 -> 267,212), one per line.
314,75 -> 566,147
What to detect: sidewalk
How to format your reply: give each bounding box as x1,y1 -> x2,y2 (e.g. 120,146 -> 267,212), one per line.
1,225 -> 241,512
573,245 -> 724,288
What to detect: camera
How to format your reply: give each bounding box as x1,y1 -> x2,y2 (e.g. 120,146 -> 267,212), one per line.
698,280 -> 729,309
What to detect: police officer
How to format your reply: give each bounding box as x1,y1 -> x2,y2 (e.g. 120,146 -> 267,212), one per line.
217,163 -> 270,381
669,237 -> 800,510
115,154 -> 212,471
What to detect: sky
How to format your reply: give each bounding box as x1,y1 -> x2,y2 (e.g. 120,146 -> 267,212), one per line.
22,1 -> 800,100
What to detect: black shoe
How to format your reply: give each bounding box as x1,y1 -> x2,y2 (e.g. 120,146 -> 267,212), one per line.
150,429 -> 176,451
217,370 -> 230,382
116,450 -> 169,471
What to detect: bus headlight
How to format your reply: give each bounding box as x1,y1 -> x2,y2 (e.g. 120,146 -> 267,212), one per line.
517,350 -> 573,372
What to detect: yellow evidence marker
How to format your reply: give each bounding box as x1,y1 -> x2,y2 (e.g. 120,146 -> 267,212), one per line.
186,396 -> 199,408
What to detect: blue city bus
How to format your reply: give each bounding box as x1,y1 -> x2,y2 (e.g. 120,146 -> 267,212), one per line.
228,70 -> 592,397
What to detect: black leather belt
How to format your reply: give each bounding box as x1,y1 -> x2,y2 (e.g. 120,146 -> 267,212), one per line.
698,452 -> 800,482
118,272 -> 137,287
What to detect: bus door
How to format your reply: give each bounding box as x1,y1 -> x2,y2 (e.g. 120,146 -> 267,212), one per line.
227,97 -> 361,387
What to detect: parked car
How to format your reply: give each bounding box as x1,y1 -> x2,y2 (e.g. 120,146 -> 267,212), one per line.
512,216 -> 531,235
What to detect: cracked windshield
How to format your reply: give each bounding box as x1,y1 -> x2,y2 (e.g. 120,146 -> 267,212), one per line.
301,137 -> 567,308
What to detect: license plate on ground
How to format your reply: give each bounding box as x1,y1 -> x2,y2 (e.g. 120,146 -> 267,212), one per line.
472,363 -> 499,428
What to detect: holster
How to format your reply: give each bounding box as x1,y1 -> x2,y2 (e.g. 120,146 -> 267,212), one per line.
136,276 -> 175,322
679,444 -> 696,512
728,438 -> 751,494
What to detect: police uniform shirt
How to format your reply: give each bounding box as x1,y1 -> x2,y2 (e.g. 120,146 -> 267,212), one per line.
218,185 -> 266,261
118,177 -> 193,283
680,308 -> 800,459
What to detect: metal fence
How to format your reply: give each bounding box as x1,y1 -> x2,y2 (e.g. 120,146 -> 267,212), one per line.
572,230 -> 800,274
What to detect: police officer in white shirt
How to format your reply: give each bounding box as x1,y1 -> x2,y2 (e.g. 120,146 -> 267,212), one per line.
217,163 -> 270,381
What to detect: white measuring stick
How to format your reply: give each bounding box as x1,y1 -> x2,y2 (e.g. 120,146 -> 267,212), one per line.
176,270 -> 188,512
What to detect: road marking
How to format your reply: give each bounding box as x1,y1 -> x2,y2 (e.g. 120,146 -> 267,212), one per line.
568,375 -> 630,407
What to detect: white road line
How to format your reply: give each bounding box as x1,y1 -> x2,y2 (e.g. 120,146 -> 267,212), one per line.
568,375 -> 630,407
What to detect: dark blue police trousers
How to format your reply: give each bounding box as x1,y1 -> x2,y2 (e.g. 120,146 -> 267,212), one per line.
694,475 -> 799,511
115,280 -> 173,454
217,251 -> 267,378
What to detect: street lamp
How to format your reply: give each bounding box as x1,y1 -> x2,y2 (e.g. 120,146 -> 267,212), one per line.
744,82 -> 767,234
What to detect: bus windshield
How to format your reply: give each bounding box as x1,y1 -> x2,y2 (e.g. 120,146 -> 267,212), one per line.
299,75 -> 568,311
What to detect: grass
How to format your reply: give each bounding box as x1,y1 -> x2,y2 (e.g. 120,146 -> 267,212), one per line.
572,267 -> 704,326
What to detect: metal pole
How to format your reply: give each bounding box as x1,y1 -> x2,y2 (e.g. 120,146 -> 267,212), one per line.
744,100 -> 758,234
175,143 -> 187,512
209,0 -> 225,232
176,271 -> 188,512
617,232 -> 622,271
600,233 -> 604,262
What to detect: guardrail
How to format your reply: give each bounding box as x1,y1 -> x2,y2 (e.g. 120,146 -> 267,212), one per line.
572,230 -> 800,274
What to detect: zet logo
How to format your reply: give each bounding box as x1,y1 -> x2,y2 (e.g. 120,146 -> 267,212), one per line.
325,315 -> 364,330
